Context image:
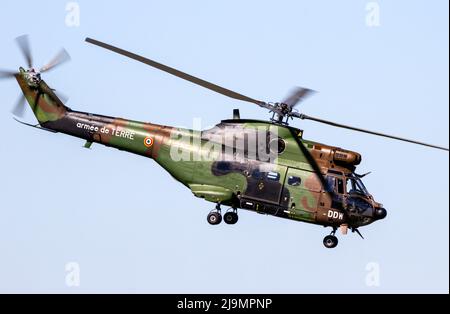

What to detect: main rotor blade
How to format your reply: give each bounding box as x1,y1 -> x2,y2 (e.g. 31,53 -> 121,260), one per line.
11,94 -> 26,117
40,49 -> 71,73
282,87 -> 315,108
85,37 -> 266,106
298,113 -> 449,152
15,35 -> 33,68
289,129 -> 335,200
0,69 -> 17,79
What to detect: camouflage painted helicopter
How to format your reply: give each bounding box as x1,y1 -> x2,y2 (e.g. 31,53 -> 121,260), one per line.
1,36 -> 448,248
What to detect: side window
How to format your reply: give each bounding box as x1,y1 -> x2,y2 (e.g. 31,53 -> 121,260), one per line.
337,178 -> 345,194
267,171 -> 280,181
269,137 -> 286,154
326,176 -> 345,194
288,176 -> 301,186
251,169 -> 263,179
216,161 -> 231,172
326,176 -> 336,192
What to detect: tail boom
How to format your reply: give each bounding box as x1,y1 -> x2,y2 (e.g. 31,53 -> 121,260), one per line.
42,110 -> 173,160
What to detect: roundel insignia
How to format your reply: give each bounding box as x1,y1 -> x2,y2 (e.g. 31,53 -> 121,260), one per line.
144,136 -> 154,148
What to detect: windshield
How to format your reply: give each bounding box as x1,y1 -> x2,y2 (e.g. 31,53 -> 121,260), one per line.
346,175 -> 370,196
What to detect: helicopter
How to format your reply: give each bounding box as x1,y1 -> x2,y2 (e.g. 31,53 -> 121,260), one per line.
1,36 -> 448,248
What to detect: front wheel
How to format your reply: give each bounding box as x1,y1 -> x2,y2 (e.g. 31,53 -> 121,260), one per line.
323,235 -> 338,249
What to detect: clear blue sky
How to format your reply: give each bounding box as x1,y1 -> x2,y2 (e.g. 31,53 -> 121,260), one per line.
0,0 -> 448,293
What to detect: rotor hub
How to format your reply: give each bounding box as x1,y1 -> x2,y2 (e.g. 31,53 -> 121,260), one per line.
20,67 -> 42,86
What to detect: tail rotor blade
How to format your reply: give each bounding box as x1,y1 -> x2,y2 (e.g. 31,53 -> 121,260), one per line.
40,49 -> 71,73
0,69 -> 17,79
15,35 -> 33,68
11,94 -> 27,117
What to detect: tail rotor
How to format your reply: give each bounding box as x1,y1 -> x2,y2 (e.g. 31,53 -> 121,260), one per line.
1,35 -> 71,117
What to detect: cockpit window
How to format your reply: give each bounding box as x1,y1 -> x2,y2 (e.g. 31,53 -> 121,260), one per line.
346,175 -> 370,195
327,174 -> 370,196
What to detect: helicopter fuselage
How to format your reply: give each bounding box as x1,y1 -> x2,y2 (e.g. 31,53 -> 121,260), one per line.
15,75 -> 386,232
45,111 -> 386,229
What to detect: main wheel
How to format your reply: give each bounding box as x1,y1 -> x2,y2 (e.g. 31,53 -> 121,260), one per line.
323,235 -> 338,249
207,212 -> 222,225
224,212 -> 238,225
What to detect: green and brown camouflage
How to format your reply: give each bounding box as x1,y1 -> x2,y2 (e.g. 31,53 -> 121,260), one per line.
15,71 -> 387,234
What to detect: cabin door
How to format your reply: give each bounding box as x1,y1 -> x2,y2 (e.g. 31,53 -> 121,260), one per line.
242,164 -> 287,205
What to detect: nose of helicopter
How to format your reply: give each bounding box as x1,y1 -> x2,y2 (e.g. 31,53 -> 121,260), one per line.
374,207 -> 387,220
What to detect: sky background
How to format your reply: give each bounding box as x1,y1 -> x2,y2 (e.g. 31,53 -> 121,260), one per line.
0,0 -> 448,293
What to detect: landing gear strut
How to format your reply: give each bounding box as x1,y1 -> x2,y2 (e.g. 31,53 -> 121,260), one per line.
323,227 -> 339,249
207,205 -> 239,225
224,208 -> 239,225
207,204 -> 222,225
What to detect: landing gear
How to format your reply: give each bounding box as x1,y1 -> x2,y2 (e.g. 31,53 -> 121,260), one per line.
207,204 -> 222,225
207,212 -> 222,225
224,209 -> 239,225
207,204 -> 239,225
323,228 -> 339,249
323,235 -> 338,248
